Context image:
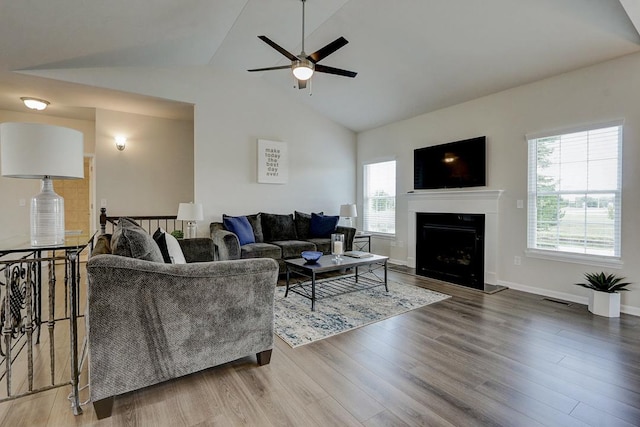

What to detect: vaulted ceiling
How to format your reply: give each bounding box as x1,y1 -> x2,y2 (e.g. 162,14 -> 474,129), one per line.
1,0 -> 639,132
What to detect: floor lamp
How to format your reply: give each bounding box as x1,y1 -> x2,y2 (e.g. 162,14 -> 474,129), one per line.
1,122 -> 84,246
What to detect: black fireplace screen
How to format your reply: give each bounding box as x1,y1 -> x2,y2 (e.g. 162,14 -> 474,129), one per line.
416,213 -> 485,289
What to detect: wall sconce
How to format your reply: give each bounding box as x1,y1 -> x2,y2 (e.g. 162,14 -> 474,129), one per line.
21,97 -> 50,111
115,136 -> 127,151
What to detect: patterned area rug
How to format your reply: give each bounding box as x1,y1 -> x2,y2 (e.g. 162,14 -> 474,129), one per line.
274,276 -> 450,348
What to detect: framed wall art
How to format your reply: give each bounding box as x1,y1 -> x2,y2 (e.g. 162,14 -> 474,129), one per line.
257,139 -> 288,184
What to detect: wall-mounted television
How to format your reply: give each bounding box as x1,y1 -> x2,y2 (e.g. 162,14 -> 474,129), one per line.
414,136 -> 486,190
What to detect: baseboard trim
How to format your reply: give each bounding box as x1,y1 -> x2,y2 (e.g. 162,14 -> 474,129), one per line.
389,258 -> 407,266
498,279 -> 640,317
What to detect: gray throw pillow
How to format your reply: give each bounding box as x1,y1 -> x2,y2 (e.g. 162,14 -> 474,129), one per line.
91,234 -> 112,256
295,211 -> 323,240
261,213 -> 297,242
246,213 -> 264,243
111,218 -> 164,262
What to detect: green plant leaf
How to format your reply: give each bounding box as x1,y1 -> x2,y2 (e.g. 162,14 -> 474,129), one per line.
575,272 -> 632,293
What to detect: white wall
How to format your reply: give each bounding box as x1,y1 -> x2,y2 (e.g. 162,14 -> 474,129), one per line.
0,110 -> 95,244
55,67 -> 357,231
358,52 -> 640,314
95,109 -> 194,219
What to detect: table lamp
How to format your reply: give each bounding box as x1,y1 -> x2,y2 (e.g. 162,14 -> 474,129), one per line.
339,203 -> 358,228
177,202 -> 203,239
1,122 -> 84,247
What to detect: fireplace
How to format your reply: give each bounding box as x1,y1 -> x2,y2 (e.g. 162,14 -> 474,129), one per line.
416,213 -> 485,290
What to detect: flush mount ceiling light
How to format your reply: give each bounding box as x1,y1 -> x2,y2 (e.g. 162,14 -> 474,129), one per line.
20,97 -> 50,111
248,0 -> 356,89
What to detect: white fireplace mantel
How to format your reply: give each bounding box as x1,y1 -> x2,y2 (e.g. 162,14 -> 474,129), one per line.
407,189 -> 503,285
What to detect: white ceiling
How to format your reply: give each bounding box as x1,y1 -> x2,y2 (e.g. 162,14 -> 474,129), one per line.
1,0 -> 639,131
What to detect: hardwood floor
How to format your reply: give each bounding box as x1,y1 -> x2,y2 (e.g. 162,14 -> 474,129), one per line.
1,267 -> 638,426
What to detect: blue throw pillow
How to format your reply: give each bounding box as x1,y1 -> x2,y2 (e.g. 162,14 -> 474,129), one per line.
223,215 -> 256,246
309,213 -> 339,238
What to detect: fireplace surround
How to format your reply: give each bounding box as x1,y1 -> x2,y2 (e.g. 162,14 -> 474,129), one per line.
407,190 -> 503,289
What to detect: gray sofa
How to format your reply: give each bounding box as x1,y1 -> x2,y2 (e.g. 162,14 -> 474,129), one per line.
86,220 -> 278,419
210,211 -> 356,272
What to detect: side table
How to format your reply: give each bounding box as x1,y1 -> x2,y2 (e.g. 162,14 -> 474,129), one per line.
0,235 -> 91,415
353,233 -> 372,252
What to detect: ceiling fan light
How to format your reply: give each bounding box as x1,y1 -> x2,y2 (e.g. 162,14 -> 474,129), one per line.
292,60 -> 314,80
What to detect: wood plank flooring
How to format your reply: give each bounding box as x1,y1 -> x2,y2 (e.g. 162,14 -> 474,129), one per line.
0,266 -> 638,426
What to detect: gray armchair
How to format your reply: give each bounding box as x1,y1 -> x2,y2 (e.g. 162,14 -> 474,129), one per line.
86,253 -> 278,419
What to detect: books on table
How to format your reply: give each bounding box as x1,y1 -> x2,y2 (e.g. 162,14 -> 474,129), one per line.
344,250 -> 373,258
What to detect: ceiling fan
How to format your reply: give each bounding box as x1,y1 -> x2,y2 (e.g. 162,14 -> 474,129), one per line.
247,0 -> 357,89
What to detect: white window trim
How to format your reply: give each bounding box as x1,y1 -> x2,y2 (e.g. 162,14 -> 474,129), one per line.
369,231 -> 396,239
525,119 -> 624,141
362,158 -> 397,236
525,248 -> 623,269
526,119 -> 623,262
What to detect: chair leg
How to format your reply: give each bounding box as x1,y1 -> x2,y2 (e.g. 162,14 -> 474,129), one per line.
256,349 -> 272,366
93,396 -> 115,419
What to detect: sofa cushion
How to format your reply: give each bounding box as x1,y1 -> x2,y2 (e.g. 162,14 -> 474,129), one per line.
240,242 -> 282,260
294,211 -> 323,240
153,227 -> 186,264
223,215 -> 256,246
309,213 -> 339,238
305,237 -> 331,254
261,213 -> 297,242
272,240 -> 316,259
246,213 -> 264,243
111,218 -> 164,263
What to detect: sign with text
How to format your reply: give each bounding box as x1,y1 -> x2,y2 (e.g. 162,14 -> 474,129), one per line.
257,139 -> 288,184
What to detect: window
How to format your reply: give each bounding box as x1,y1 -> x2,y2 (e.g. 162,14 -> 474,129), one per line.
363,160 -> 396,234
527,122 -> 622,258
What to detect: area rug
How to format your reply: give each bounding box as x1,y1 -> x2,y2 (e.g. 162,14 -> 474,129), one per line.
274,276 -> 450,348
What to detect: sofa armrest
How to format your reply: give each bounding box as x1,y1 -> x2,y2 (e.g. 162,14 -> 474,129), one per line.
86,255 -> 278,404
336,226 -> 356,251
211,227 -> 241,260
178,237 -> 215,263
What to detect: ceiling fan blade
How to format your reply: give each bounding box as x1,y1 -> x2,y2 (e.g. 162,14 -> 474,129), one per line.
298,79 -> 307,90
247,65 -> 292,72
307,37 -> 349,63
315,64 -> 357,78
258,35 -> 298,61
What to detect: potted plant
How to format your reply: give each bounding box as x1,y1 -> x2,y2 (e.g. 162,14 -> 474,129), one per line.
170,230 -> 184,240
575,272 -> 631,317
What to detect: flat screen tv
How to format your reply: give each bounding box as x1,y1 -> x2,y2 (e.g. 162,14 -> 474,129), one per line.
414,136 -> 486,190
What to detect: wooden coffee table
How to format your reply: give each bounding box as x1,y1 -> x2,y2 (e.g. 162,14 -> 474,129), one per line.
284,254 -> 389,311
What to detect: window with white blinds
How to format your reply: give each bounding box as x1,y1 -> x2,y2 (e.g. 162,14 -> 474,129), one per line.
363,160 -> 396,234
527,122 -> 622,258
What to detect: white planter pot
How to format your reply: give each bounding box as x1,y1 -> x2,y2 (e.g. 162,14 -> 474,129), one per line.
588,291 -> 620,317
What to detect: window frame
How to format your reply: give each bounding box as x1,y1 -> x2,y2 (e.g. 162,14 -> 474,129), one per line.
362,159 -> 397,236
526,120 -> 623,267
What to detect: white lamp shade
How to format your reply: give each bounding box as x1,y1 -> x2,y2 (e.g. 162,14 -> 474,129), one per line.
0,122 -> 84,179
340,204 -> 358,218
177,203 -> 204,221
